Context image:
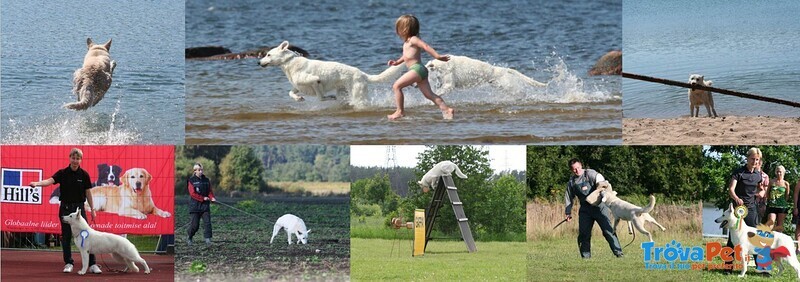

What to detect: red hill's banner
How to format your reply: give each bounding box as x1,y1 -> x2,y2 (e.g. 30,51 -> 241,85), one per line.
1,146 -> 174,235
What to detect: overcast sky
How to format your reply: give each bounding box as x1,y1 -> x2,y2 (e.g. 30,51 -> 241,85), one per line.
350,145 -> 526,172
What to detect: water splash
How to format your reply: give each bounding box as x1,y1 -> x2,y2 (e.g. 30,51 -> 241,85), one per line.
2,103 -> 141,145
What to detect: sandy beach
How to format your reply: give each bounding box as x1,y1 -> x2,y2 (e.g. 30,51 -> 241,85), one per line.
623,116 -> 800,145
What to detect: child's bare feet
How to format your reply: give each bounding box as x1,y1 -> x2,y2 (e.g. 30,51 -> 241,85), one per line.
387,110 -> 405,120
442,108 -> 454,120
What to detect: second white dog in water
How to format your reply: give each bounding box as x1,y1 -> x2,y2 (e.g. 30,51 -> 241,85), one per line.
271,214 -> 311,245
417,161 -> 468,193
688,74 -> 718,117
258,41 -> 403,108
61,208 -> 150,275
424,55 -> 546,96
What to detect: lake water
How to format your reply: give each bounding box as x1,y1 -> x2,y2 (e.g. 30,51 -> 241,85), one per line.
623,1 -> 800,118
186,0 -> 622,144
1,0 -> 185,144
702,205 -> 724,236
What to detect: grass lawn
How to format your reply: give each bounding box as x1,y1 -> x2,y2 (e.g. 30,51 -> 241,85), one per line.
351,238 -> 525,281
528,200 -> 704,281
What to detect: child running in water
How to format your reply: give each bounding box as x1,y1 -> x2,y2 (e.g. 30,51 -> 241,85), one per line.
387,14 -> 454,120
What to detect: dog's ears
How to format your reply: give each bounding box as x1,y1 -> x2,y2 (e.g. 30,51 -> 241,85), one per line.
144,169 -> 152,185
278,41 -> 290,51
120,170 -> 129,187
103,39 -> 112,51
728,203 -> 734,211
87,38 -> 93,49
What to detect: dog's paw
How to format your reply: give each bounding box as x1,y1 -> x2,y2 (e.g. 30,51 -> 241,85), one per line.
145,269 -> 151,274
160,211 -> 172,218
78,270 -> 86,275
133,214 -> 147,220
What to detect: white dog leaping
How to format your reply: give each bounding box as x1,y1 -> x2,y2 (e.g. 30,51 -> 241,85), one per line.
64,38 -> 117,110
587,181 -> 665,244
425,55 -> 546,96
258,41 -> 403,108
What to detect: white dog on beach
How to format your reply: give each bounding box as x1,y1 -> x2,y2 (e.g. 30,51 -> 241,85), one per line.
64,38 -> 117,110
61,208 -> 150,275
424,55 -> 546,96
688,74 -> 718,117
270,214 -> 311,245
715,204 -> 800,278
258,41 -> 403,108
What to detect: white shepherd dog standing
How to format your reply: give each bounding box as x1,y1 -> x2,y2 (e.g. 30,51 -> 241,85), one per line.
271,214 -> 311,245
258,41 -> 403,108
61,208 -> 150,275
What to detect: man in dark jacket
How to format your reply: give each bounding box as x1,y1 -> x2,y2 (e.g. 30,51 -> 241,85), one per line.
188,163 -> 216,245
564,158 -> 623,259
29,148 -> 102,274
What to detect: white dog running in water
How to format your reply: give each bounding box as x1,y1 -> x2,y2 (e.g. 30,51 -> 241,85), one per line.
64,38 -> 117,110
688,74 -> 718,117
258,41 -> 403,108
270,214 -> 311,245
715,203 -> 800,278
593,182 -> 665,243
417,161 -> 468,193
61,208 -> 150,275
424,55 -> 546,96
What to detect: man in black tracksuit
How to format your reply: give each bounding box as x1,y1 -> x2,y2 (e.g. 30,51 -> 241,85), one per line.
564,158 -> 623,259
187,163 -> 216,245
29,148 -> 101,274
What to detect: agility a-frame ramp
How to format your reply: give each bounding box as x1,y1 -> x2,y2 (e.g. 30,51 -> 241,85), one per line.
423,175 -> 477,253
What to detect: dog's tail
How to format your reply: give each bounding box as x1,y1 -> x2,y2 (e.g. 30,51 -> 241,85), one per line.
454,165 -> 468,179
705,80 -> 713,86
366,65 -> 404,83
639,195 -> 656,214
512,69 -> 547,87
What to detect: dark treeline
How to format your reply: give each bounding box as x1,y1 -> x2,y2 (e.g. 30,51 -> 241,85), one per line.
351,166 -> 526,197
175,145 -> 349,195
527,146 -> 706,202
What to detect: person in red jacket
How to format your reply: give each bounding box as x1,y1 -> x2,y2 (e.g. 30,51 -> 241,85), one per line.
187,163 -> 216,245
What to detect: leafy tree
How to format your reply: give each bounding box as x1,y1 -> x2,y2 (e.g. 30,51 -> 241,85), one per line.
351,173 -> 400,216
704,146 -> 800,209
527,146 -> 707,202
219,146 -> 267,193
399,146 -> 503,236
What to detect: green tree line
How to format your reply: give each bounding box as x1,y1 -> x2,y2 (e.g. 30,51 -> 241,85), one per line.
527,146 -> 706,202
703,146 -> 800,209
175,145 -> 349,195
351,146 -> 526,240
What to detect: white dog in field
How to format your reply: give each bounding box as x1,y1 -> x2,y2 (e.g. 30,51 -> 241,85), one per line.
64,38 -> 117,110
688,74 -> 718,117
715,204 -> 800,278
588,181 -> 665,243
270,214 -> 310,245
424,55 -> 546,96
258,41 -> 403,108
61,208 -> 150,275
417,161 -> 468,193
